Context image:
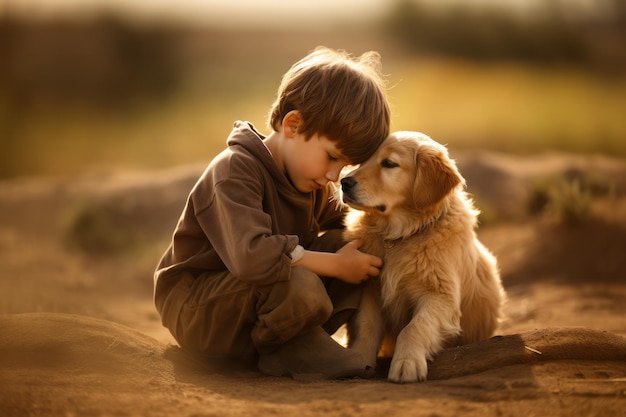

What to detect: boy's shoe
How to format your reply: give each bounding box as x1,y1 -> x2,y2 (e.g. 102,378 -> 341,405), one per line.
257,326 -> 374,379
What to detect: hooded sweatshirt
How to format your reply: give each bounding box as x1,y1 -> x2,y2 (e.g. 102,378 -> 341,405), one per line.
154,121 -> 346,299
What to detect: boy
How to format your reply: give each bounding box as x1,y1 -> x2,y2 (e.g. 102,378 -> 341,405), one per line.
154,46 -> 390,379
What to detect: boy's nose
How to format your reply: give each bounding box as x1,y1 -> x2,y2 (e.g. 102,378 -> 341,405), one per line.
326,169 -> 340,182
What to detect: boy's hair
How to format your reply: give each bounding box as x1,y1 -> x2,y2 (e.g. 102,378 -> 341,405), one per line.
268,46 -> 391,165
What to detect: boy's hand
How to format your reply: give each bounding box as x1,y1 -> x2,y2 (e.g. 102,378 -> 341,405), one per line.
334,240 -> 382,284
293,240 -> 382,284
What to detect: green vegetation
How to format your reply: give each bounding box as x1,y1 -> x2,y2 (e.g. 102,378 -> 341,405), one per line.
389,59 -> 626,155
63,201 -> 141,255
6,57 -> 626,179
526,172 -> 615,225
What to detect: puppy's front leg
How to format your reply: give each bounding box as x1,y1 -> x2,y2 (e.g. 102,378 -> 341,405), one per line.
348,280 -> 385,368
388,294 -> 461,383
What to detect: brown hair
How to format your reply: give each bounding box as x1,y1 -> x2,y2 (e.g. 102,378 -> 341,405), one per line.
268,46 -> 390,164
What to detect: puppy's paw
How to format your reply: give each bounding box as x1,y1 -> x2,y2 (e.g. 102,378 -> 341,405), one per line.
388,355 -> 428,383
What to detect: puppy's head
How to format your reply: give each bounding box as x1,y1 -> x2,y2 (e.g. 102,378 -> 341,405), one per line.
340,131 -> 463,215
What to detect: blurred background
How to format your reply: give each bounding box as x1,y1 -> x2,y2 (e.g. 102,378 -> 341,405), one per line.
1,0 -> 625,179
1,0 -> 626,354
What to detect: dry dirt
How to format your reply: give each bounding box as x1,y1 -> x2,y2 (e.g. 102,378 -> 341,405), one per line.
1,150 -> 625,417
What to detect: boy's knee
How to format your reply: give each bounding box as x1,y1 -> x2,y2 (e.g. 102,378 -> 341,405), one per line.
253,267 -> 333,350
286,266 -> 333,321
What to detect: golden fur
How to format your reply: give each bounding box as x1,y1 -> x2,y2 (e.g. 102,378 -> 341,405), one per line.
340,131 -> 505,383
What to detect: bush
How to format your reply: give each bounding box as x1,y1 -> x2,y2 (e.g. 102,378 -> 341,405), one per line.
64,201 -> 140,256
383,0 -> 626,70
526,176 -> 607,225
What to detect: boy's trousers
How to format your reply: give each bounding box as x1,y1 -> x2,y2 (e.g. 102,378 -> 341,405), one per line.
155,230 -> 363,365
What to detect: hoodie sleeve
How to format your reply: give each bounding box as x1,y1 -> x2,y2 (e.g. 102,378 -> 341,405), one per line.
191,157 -> 298,285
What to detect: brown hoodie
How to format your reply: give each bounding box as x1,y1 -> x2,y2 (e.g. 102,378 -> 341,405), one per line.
154,121 -> 345,300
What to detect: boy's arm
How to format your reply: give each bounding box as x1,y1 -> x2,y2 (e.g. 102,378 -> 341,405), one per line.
292,240 -> 382,284
196,166 -> 297,285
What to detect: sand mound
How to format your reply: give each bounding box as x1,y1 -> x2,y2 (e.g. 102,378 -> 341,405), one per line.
0,313 -> 180,416
4,313 -> 625,382
1,313 -> 625,416
0,312 -> 170,376
429,327 -> 626,380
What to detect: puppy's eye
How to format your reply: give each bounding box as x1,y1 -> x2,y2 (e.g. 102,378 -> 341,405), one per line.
381,159 -> 399,169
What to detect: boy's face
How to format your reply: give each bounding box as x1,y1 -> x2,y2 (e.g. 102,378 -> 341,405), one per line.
284,133 -> 350,193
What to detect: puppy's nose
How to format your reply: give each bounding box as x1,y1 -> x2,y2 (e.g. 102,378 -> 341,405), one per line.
340,177 -> 357,191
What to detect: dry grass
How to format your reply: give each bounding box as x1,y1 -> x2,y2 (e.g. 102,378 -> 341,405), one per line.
388,59 -> 626,155
4,57 -> 626,178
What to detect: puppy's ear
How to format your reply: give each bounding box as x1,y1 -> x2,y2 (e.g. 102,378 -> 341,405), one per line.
413,146 -> 463,208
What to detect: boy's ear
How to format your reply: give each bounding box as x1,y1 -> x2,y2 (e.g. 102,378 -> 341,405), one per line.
282,110 -> 302,138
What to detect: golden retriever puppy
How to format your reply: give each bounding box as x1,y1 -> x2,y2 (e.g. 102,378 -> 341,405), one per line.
341,131 -> 505,383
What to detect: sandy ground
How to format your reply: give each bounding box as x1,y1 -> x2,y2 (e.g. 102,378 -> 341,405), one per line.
1,150 -> 625,417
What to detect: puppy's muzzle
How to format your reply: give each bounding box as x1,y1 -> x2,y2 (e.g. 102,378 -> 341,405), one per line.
341,176 -> 386,212
340,177 -> 357,203
341,176 -> 357,191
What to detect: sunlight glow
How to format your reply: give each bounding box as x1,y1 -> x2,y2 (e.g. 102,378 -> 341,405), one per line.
4,0 -> 590,27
